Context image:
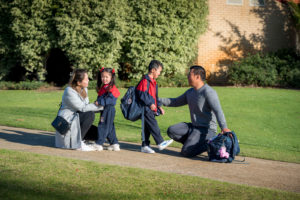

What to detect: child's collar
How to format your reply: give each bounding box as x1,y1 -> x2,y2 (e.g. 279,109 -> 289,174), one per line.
145,74 -> 155,82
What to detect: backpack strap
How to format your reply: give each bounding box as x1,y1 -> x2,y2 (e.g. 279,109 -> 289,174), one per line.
229,132 -> 235,159
228,131 -> 247,164
140,79 -> 150,142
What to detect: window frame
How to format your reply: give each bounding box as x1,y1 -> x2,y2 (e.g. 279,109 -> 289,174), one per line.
226,0 -> 243,6
249,0 -> 265,6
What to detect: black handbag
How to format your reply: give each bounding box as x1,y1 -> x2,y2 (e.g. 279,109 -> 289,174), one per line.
51,103 -> 76,135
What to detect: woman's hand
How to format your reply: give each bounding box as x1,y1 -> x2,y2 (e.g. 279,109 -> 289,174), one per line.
94,101 -> 99,106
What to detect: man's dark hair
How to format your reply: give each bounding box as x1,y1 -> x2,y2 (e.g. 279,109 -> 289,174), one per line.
190,65 -> 206,81
148,60 -> 163,72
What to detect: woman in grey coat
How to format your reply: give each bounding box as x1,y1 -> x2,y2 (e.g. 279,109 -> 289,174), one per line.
55,69 -> 103,151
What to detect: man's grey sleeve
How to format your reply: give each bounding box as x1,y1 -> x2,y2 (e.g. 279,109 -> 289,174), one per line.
206,90 -> 228,129
159,92 -> 188,107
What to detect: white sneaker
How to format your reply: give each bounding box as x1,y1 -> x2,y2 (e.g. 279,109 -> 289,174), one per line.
158,139 -> 173,150
141,146 -> 155,154
79,141 -> 96,151
93,144 -> 103,151
107,144 -> 120,151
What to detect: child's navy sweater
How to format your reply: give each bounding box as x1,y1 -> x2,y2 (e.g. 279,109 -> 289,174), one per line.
97,84 -> 120,106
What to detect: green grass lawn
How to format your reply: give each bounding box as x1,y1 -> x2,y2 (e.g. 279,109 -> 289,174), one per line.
0,87 -> 299,163
0,149 -> 298,200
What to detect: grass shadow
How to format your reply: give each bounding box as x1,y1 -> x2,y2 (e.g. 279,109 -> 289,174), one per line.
0,129 -> 54,147
0,127 -> 210,162
118,141 -> 209,162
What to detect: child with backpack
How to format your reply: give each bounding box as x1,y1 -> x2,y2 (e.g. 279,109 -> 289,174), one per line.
94,67 -> 121,151
136,60 -> 173,153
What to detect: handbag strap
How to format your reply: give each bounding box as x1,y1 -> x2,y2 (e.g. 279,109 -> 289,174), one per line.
69,112 -> 77,123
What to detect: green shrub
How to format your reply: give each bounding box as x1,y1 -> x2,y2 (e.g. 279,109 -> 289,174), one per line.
228,49 -> 300,88
274,49 -> 300,88
0,81 -> 50,90
0,0 -> 208,81
121,0 -> 208,80
157,74 -> 189,87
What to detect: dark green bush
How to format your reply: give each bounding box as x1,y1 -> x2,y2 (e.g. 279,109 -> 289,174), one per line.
228,49 -> 300,88
157,74 -> 189,87
0,81 -> 50,90
0,0 -> 208,81
274,49 -> 300,88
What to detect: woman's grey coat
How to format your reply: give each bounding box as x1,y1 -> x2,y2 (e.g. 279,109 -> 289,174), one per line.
55,86 -> 103,149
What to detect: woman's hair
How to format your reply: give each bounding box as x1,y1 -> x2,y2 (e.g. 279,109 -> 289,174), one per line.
69,69 -> 88,98
96,67 -> 116,92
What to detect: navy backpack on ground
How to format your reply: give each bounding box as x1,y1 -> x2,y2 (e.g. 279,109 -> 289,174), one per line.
207,131 -> 240,163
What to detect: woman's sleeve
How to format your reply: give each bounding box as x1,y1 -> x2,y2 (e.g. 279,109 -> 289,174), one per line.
63,87 -> 102,112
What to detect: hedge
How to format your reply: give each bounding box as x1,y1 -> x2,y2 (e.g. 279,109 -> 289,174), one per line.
228,49 -> 300,88
0,0 -> 208,82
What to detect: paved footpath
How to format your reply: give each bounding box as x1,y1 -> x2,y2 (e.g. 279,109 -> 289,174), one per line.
0,125 -> 299,193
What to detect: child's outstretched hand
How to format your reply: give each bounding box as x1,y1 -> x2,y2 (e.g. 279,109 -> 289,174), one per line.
150,104 -> 156,111
158,107 -> 165,115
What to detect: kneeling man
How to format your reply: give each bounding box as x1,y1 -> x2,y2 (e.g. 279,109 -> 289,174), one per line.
159,65 -> 231,157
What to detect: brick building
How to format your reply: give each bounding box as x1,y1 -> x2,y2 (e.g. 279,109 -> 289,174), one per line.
197,0 -> 298,84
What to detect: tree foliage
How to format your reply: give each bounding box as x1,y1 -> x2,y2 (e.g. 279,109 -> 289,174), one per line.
288,1 -> 300,30
228,49 -> 300,88
0,0 -> 208,81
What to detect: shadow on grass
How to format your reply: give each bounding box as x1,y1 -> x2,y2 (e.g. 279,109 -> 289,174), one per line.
0,178 -> 139,200
0,128 -> 209,161
0,129 -> 54,147
118,141 -> 209,162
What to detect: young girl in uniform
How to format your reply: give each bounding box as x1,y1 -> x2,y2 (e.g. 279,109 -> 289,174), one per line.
94,67 -> 121,151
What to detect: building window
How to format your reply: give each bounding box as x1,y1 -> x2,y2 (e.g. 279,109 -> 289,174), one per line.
226,0 -> 243,5
250,0 -> 265,6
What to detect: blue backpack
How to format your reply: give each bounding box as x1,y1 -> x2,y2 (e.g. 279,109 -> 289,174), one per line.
120,81 -> 149,122
207,131 -> 240,163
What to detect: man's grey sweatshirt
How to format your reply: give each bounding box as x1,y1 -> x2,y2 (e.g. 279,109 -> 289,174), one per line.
159,84 -> 227,131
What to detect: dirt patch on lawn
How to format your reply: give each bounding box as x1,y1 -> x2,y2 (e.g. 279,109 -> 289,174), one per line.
36,86 -> 63,92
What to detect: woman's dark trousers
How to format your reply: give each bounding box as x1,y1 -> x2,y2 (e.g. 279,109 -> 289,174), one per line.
78,111 -> 98,140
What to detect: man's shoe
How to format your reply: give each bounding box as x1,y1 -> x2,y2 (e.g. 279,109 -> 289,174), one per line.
141,146 -> 155,154
107,144 -> 120,151
158,139 -> 173,150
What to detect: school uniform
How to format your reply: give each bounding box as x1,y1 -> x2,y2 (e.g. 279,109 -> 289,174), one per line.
136,74 -> 164,147
96,84 -> 120,145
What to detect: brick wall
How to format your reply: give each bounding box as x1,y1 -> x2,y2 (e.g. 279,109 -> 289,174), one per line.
197,0 -> 295,83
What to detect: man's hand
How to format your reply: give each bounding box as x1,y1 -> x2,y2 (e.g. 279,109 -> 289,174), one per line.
94,101 -> 99,106
158,106 -> 165,115
221,128 -> 231,134
150,104 -> 156,111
